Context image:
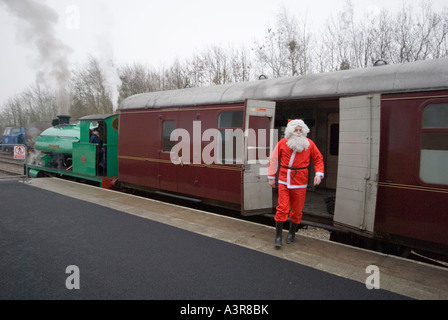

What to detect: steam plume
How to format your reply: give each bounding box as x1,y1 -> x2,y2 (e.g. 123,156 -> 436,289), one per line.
97,38 -> 122,113
95,2 -> 122,113
0,0 -> 73,115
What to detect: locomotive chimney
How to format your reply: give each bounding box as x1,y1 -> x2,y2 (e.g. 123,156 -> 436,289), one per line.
58,115 -> 71,125
52,115 -> 71,126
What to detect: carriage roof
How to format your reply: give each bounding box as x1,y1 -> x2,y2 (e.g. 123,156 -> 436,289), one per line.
118,58 -> 448,111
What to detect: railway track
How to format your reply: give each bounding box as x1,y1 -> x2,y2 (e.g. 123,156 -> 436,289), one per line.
0,152 -> 26,176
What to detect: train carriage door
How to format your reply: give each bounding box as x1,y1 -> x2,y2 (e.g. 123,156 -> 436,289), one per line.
159,111 -> 179,193
242,99 -> 276,215
334,94 -> 381,233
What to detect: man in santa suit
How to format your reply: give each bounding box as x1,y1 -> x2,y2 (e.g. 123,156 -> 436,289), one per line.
268,119 -> 324,248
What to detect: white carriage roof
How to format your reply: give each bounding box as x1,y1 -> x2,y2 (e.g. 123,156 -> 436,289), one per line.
118,58 -> 448,110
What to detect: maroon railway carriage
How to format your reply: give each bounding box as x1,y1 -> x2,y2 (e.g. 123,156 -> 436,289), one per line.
118,99 -> 275,215
118,58 -> 448,257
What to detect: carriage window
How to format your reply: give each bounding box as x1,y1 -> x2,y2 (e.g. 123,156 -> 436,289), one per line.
422,103 -> 448,128
218,111 -> 244,163
419,103 -> 448,185
162,121 -> 177,152
218,111 -> 244,128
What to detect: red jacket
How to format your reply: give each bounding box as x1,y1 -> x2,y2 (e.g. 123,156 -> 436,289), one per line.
268,138 -> 324,188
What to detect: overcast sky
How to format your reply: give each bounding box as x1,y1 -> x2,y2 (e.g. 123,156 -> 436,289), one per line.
0,0 -> 446,111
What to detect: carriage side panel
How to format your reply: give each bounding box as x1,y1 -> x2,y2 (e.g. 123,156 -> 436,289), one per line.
376,91 -> 448,249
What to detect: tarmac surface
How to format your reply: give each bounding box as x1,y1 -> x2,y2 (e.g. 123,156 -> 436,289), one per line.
1,178 -> 447,301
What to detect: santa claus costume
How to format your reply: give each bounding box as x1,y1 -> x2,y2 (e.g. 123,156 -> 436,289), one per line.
268,119 -> 324,247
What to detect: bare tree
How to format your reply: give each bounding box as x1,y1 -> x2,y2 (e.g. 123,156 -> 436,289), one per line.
20,85 -> 58,122
317,0 -> 448,71
372,9 -> 394,63
277,6 -> 313,75
119,63 -> 152,99
228,45 -> 254,83
319,0 -> 355,71
412,1 -> 448,60
70,56 -> 114,119
185,52 -> 208,87
202,45 -> 232,85
375,0 -> 447,64
161,59 -> 190,89
0,84 -> 57,136
182,45 -> 253,87
254,25 -> 288,78
2,97 -> 26,127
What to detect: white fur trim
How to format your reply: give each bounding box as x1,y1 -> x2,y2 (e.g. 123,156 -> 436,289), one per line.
278,180 -> 308,189
285,119 -> 310,139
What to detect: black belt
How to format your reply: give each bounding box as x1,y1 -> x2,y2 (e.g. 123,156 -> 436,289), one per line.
281,165 -> 307,178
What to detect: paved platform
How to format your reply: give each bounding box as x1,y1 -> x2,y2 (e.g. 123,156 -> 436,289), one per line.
2,178 -> 448,300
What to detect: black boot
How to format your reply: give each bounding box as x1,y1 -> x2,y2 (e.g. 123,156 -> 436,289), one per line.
275,222 -> 283,248
286,222 -> 298,244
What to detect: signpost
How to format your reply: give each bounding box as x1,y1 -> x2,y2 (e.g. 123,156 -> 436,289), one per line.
14,145 -> 26,160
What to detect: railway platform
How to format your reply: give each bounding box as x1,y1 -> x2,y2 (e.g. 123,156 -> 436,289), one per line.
1,177 -> 447,300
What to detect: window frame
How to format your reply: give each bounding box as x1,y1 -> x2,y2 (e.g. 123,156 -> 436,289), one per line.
217,111 -> 244,164
417,99 -> 448,187
162,120 -> 177,153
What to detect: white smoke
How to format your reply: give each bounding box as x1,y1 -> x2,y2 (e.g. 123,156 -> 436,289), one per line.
95,1 -> 122,113
97,39 -> 122,113
0,0 -> 73,115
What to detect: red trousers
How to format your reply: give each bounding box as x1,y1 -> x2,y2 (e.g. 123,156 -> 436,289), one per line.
275,184 -> 307,225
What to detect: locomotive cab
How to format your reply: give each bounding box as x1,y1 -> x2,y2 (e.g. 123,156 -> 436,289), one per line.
72,114 -> 119,178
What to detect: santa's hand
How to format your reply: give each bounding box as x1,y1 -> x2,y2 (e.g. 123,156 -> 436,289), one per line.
268,179 -> 276,188
314,175 -> 322,186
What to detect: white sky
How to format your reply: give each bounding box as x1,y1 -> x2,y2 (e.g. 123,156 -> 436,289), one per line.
0,0 -> 446,110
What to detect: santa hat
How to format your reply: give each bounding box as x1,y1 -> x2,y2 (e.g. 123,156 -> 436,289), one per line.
285,119 -> 310,139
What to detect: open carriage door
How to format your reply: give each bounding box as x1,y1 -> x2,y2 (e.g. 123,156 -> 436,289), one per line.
333,94 -> 380,233
242,99 -> 276,215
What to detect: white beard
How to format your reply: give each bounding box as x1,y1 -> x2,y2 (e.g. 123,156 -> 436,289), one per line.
286,133 -> 310,152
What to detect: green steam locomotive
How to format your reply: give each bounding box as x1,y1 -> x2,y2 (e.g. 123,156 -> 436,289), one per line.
27,114 -> 119,188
